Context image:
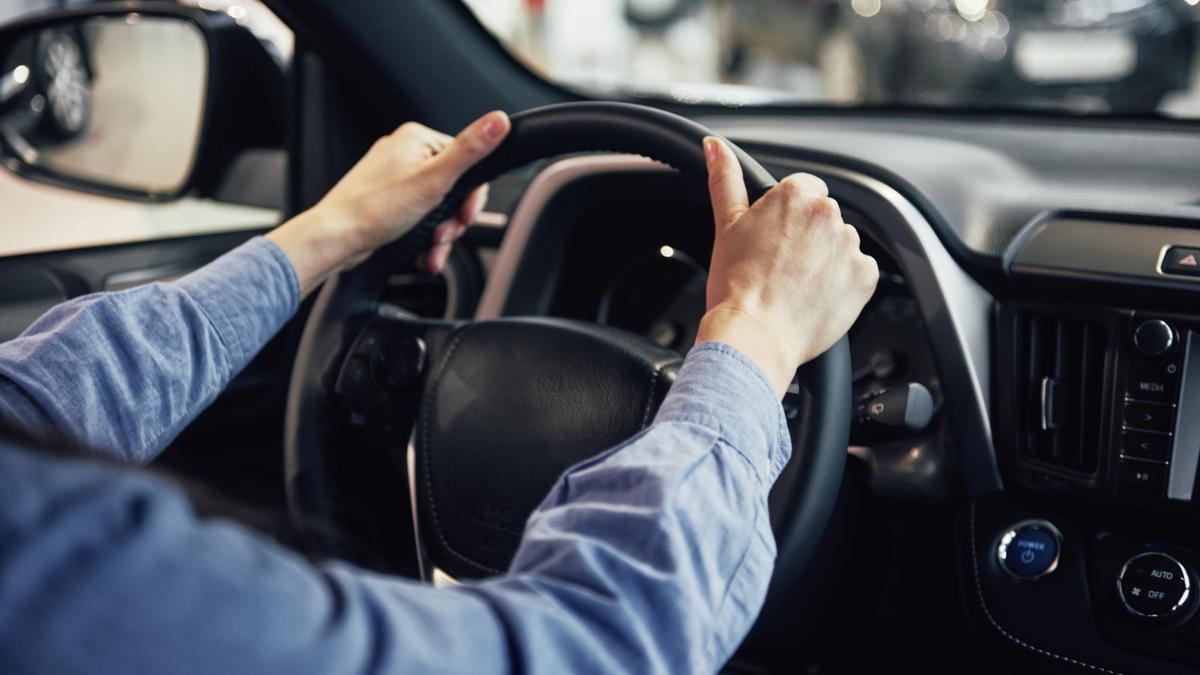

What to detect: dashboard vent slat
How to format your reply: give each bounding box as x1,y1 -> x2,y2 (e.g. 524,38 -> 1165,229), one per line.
1017,311 -> 1106,475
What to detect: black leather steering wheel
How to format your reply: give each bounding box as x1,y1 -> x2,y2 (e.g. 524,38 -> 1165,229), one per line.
284,102 -> 850,638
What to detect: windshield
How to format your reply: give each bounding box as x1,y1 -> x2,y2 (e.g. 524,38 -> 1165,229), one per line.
462,0 -> 1200,118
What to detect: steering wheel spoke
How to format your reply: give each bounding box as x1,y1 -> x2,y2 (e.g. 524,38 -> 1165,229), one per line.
333,314 -> 459,447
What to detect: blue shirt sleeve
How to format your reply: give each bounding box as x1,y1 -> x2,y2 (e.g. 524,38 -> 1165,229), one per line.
0,342 -> 790,675
0,236 -> 300,463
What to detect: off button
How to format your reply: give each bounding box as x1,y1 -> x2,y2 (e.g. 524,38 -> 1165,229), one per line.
996,520 -> 1062,581
1118,552 -> 1193,622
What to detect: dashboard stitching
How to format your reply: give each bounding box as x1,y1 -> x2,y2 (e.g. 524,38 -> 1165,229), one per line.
419,324 -> 506,576
969,500 -> 1124,675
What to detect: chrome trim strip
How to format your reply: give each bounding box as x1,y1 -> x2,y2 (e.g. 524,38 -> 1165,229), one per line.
1122,398 -> 1177,408
1169,331 -> 1200,501
475,155 -> 671,320
1039,376 -> 1054,431
1156,244 -> 1172,276
1118,455 -> 1169,466
406,429 -> 431,582
475,152 -> 997,488
1121,426 -> 1173,437
408,430 -> 466,586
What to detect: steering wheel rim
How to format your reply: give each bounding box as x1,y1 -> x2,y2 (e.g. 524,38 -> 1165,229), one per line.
284,101 -> 850,642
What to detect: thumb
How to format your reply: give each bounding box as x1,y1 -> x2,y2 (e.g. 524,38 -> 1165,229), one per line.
427,110 -> 511,186
704,137 -> 749,230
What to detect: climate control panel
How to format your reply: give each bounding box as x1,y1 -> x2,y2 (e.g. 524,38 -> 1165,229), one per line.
1117,552 -> 1193,622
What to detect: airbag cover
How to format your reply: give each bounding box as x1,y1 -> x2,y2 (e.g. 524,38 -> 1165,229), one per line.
415,318 -> 681,578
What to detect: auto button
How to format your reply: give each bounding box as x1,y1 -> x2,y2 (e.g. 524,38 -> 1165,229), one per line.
1117,552 -> 1193,622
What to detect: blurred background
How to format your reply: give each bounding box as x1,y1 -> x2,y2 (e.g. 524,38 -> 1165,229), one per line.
464,0 -> 1200,116
1,0 -> 1198,256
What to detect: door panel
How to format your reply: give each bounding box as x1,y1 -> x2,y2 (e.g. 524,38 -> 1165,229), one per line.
0,228 -> 300,510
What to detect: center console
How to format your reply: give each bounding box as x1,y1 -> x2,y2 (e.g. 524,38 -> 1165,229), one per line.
989,302 -> 1200,670
980,216 -> 1200,673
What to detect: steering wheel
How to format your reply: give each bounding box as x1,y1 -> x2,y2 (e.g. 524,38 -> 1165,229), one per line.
284,102 -> 850,639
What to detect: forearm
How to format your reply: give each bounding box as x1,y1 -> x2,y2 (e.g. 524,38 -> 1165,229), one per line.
266,207 -> 353,297
0,343 -> 787,675
0,237 -> 299,462
491,342 -> 790,672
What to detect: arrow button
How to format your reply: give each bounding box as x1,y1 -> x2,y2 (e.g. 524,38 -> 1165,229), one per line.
1121,430 -> 1171,462
1123,403 -> 1173,433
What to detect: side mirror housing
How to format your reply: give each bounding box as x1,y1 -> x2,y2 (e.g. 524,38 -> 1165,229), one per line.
0,2 -> 284,202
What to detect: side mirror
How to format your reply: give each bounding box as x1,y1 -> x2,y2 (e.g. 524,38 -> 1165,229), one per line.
0,3 -> 284,202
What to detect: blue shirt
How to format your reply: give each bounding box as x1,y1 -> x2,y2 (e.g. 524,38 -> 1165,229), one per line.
0,237 -> 791,675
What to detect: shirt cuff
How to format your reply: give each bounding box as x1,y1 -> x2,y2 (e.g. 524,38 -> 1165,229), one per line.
653,341 -> 791,484
173,236 -> 301,374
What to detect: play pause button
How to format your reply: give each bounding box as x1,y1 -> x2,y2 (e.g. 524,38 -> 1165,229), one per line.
1119,459 -> 1167,490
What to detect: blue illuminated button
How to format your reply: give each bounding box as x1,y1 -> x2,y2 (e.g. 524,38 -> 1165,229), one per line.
997,520 -> 1062,581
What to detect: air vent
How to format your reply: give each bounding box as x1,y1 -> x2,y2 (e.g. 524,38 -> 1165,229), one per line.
1016,312 -> 1107,475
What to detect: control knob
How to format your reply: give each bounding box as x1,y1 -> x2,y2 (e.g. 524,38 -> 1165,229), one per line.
1117,552 -> 1194,623
1133,320 -> 1177,359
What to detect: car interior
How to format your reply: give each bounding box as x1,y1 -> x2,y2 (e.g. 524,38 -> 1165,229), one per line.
2,1 -> 1200,673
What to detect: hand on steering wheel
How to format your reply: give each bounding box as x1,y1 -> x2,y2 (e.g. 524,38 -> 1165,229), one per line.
284,103 -> 858,644
267,111 -> 512,294
698,137 -> 878,396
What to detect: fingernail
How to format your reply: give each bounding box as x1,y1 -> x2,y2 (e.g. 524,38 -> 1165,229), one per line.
703,137 -> 716,164
434,225 -> 454,244
481,111 -> 508,141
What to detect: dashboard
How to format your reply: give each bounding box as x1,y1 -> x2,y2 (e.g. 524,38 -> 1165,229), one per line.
458,115 -> 1200,673
544,182 -> 944,475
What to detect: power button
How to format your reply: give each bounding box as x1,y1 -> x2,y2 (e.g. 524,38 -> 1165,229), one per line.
996,520 -> 1063,581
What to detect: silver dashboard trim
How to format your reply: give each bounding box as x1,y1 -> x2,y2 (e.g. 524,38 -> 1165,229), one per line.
1169,331 -> 1200,501
475,152 -> 997,489
476,155 -> 671,320
1011,217 -> 1200,292
789,159 -> 994,452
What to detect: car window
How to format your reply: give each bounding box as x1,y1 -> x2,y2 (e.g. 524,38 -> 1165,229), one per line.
462,0 -> 1200,118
